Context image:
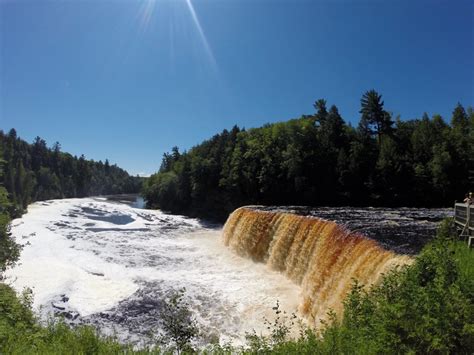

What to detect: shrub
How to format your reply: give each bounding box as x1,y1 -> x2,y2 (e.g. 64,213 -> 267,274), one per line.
159,288 -> 199,354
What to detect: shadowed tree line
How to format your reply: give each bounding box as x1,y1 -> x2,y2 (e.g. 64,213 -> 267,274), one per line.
144,90 -> 474,221
0,130 -> 142,218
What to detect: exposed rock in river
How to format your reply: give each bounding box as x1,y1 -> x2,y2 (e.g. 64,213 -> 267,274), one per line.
247,205 -> 450,254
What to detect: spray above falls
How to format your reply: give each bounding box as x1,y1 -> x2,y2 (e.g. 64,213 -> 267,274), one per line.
222,207 -> 415,323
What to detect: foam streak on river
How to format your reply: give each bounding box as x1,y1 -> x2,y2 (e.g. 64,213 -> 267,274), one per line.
5,198 -> 301,346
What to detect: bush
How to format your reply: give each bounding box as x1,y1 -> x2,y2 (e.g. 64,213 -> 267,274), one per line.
314,218 -> 474,354
0,283 -> 141,354
159,288 -> 199,354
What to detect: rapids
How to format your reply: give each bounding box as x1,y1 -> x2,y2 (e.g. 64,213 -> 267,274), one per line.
5,198 -> 301,346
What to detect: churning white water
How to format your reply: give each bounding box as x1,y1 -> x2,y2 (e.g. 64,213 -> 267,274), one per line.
5,197 -> 302,346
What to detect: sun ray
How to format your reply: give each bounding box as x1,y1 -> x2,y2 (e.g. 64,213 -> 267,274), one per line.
184,0 -> 217,70
137,0 -> 157,33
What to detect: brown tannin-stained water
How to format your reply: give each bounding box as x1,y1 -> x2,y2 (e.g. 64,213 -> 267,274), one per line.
222,207 -> 417,323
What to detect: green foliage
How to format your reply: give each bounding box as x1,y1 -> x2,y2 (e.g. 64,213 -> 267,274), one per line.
144,171 -> 181,212
0,217 -> 19,275
145,92 -> 472,220
0,283 -> 163,354
0,283 -> 135,354
359,89 -> 393,142
158,288 -> 199,354
244,300 -> 297,354
0,129 -> 143,216
0,148 -> 19,274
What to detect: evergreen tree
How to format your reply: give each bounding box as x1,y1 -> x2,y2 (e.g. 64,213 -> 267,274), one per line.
359,90 -> 393,143
313,98 -> 328,125
0,131 -> 142,209
140,94 -> 471,220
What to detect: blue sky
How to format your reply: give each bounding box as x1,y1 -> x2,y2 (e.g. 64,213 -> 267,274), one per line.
1,0 -> 473,176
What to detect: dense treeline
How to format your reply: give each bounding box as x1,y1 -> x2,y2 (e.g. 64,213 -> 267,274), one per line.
144,90 -> 473,220
0,129 -> 142,217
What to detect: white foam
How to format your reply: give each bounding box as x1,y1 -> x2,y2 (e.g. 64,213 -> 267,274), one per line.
5,197 -> 302,343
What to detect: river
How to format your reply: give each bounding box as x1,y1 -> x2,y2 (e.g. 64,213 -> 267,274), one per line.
4,196 -> 302,347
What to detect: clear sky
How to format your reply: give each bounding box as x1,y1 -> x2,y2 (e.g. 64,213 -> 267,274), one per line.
1,0 -> 473,176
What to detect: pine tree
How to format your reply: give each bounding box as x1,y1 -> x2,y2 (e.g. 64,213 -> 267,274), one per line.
313,99 -> 328,125
360,90 -> 393,144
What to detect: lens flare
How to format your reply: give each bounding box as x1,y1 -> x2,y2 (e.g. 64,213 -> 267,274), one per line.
184,0 -> 217,69
137,0 -> 157,33
134,0 -> 217,71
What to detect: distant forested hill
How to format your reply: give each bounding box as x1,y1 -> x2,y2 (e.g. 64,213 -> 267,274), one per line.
0,129 -> 142,217
144,90 -> 473,220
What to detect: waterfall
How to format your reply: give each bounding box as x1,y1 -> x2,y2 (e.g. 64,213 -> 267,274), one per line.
222,207 -> 412,323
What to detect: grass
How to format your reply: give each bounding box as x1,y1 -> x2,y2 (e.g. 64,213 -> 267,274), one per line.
453,240 -> 474,284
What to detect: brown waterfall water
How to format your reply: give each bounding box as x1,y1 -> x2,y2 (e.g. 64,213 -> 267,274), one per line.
222,207 -> 413,323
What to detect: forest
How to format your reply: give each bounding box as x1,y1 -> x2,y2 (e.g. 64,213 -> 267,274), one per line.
0,129 -> 142,218
143,90 -> 474,220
